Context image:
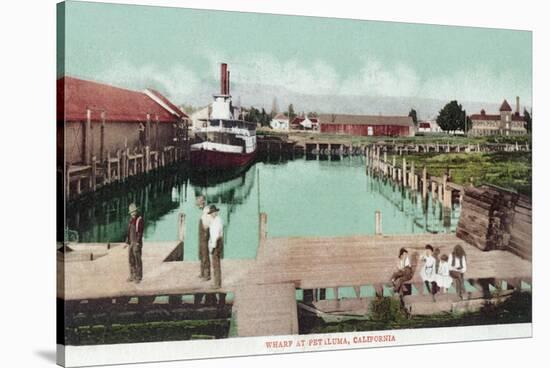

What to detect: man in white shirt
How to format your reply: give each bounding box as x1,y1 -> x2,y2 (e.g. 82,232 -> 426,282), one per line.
208,205 -> 224,289
196,196 -> 211,280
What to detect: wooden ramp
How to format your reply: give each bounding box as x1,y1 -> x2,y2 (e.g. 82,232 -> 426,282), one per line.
233,283 -> 298,337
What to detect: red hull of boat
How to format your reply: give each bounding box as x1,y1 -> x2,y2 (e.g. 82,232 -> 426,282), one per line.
190,149 -> 256,171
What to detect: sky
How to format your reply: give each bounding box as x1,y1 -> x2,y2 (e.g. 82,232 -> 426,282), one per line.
59,1 -> 532,118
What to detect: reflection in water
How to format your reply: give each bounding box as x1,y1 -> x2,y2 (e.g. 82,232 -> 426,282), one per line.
67,156 -> 460,260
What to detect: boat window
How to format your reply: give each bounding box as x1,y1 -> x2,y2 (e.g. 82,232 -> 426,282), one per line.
223,120 -> 237,129
209,120 -> 220,127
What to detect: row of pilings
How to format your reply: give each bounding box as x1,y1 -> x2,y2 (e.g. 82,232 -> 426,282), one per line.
365,144 -> 463,215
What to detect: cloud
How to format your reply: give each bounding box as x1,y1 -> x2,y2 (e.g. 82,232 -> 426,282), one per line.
95,61 -> 201,103
95,52 -> 531,111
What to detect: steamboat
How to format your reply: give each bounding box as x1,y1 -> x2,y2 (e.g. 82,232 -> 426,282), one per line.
190,63 -> 257,171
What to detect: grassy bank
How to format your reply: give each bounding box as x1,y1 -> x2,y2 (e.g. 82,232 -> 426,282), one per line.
258,129 -> 532,146
390,151 -> 532,196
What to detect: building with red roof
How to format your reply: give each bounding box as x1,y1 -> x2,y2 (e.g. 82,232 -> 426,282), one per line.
290,115 -> 319,130
468,97 -> 527,136
58,76 -> 189,165
318,114 -> 414,137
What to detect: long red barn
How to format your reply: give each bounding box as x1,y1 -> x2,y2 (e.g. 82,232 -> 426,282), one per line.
318,114 -> 414,137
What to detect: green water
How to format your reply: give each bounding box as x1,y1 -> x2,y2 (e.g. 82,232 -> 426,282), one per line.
67,156 -> 460,260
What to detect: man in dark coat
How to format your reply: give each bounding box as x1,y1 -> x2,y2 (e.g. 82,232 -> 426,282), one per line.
196,196 -> 211,280
126,203 -> 144,283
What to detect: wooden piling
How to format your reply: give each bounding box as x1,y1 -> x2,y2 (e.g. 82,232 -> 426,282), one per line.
177,212 -> 186,243
91,156 -> 97,191
375,210 -> 382,235
145,146 -> 150,173
116,149 -> 122,181
125,148 -> 130,178
410,161 -> 415,189
146,113 -> 151,147
443,186 -> 452,209
65,163 -> 70,200
259,212 -> 268,246
84,108 -> 92,165
100,111 -> 106,163
422,166 -> 427,199
106,151 -> 112,183
402,158 -> 407,187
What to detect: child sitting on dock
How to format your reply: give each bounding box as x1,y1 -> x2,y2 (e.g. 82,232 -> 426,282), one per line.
391,248 -> 413,294
435,254 -> 453,293
420,244 -> 437,301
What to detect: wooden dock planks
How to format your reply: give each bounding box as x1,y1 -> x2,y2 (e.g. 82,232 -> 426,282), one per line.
251,233 -> 531,289
58,242 -> 254,300
60,232 -> 531,337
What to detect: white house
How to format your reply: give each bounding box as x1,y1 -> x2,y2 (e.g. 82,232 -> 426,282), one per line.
417,120 -> 442,134
270,112 -> 290,131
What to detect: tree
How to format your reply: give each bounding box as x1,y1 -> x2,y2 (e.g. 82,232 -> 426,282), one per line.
408,108 -> 418,126
260,108 -> 269,127
287,104 -> 296,122
245,106 -> 259,123
524,108 -> 532,133
436,100 -> 470,133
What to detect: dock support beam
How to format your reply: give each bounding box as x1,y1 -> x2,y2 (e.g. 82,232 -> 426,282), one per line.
375,210 -> 382,235
422,166 -> 427,200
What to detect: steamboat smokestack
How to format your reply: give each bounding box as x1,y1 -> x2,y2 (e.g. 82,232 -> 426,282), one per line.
516,96 -> 520,115
227,70 -> 230,96
220,63 -> 228,95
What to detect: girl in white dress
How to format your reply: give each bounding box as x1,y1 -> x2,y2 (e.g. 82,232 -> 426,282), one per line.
420,244 -> 437,298
436,254 -> 453,292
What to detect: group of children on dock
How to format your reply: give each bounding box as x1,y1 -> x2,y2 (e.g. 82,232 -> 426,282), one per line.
391,244 -> 467,301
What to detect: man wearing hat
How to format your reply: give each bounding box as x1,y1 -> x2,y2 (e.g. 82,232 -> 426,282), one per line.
126,203 -> 144,283
196,196 -> 211,280
207,205 -> 224,289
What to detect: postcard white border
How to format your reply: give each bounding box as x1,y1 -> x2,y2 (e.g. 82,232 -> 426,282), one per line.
60,323 -> 531,367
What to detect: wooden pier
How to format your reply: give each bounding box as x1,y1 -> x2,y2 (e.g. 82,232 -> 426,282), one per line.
257,134 -> 531,158
59,214 -> 531,338
66,144 -> 187,200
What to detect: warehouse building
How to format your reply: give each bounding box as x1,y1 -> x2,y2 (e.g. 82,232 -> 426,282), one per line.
318,114 -> 414,137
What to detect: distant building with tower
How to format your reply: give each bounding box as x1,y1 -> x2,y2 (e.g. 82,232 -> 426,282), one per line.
468,97 -> 528,136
